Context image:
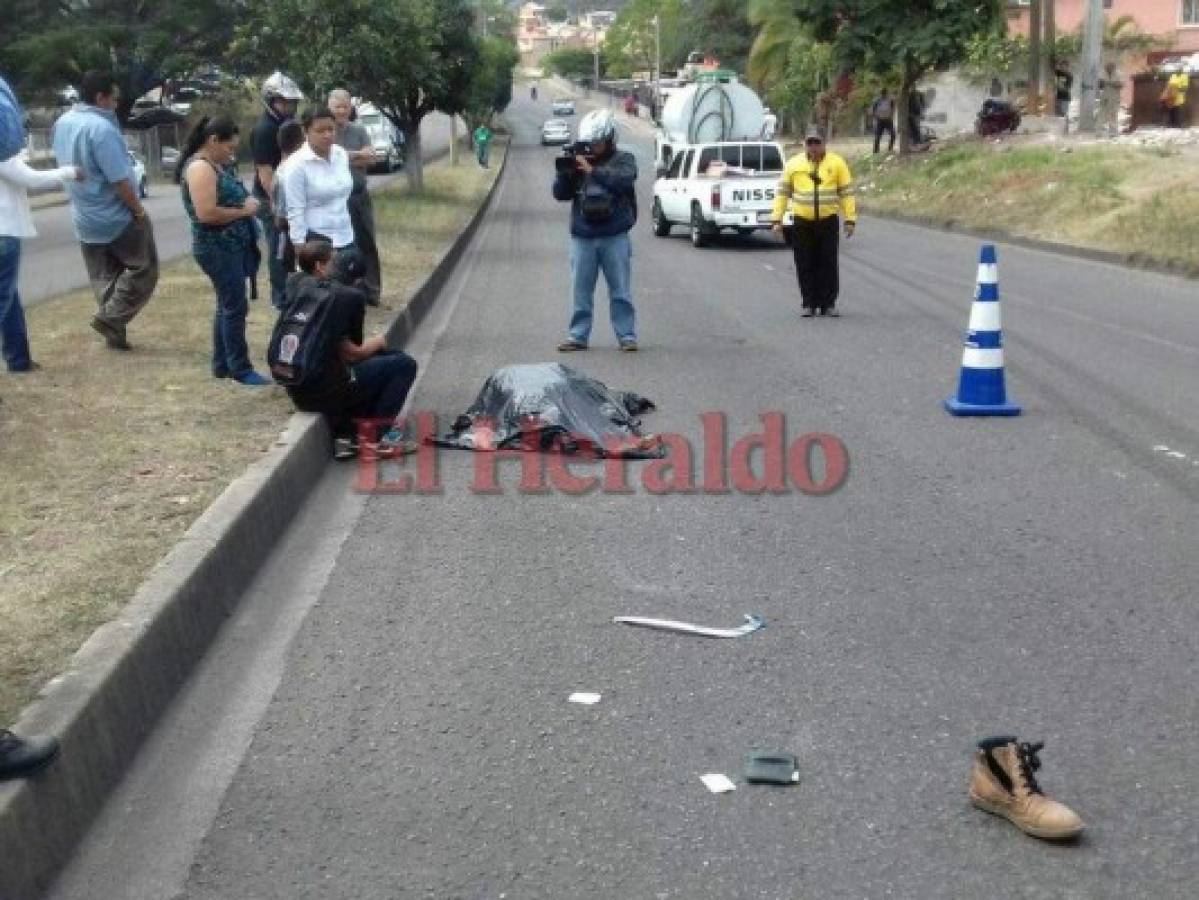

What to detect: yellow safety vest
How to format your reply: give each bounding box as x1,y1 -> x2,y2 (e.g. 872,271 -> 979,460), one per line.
772,151 -> 856,224
1168,73 -> 1189,108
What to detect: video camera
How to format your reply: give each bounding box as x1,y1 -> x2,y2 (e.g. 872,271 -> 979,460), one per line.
555,141 -> 596,175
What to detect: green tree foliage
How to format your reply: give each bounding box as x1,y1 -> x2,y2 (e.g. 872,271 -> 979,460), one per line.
1,0 -> 235,123
793,0 -> 1006,152
237,0 -> 484,191
603,0 -> 686,79
545,4 -> 570,23
683,0 -> 754,74
468,37 -> 521,126
747,0 -> 803,89
541,47 -> 607,81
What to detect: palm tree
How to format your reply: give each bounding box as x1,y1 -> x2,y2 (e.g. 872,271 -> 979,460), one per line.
747,0 -> 800,90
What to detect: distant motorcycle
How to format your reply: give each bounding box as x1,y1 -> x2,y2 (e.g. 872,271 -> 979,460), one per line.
976,98 -> 1021,137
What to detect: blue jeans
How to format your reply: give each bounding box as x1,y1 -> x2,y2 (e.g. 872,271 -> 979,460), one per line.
195,245 -> 253,379
0,236 -> 32,371
259,210 -> 288,309
569,232 -> 635,344
350,351 -> 418,423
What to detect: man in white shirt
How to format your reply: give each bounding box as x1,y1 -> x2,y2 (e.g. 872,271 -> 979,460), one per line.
284,106 -> 355,251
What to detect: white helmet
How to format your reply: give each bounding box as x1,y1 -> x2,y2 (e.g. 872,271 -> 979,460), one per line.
262,71 -> 304,105
578,108 -> 617,144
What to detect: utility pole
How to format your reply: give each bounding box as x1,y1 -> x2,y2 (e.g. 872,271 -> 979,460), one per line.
1078,0 -> 1102,132
653,14 -> 661,118
1027,0 -> 1042,115
1043,0 -> 1056,116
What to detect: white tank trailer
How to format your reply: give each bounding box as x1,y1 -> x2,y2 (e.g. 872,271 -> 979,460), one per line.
658,73 -> 766,146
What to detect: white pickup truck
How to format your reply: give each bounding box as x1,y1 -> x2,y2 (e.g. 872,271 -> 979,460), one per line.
651,141 -> 791,247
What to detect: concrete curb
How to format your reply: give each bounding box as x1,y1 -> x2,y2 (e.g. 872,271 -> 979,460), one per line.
863,207 -> 1199,280
0,140 -> 510,900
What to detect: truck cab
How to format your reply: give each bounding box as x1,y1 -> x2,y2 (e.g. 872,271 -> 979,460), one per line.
651,141 -> 790,247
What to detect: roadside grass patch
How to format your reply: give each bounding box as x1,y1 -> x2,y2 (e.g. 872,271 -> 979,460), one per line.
0,150 -> 500,726
851,139 -> 1199,269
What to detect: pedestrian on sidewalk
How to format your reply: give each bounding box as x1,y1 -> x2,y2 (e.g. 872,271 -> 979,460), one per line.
329,89 -> 382,305
870,88 -> 896,153
552,109 -> 639,352
1,76 -> 80,374
251,72 -> 303,309
178,116 -> 270,386
771,125 -> 856,318
284,106 -> 356,263
52,70 -> 158,351
473,122 -> 493,168
279,240 -> 418,459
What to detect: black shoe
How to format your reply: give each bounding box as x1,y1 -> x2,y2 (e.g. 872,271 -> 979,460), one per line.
90,317 -> 131,351
0,729 -> 60,780
801,309 -> 815,318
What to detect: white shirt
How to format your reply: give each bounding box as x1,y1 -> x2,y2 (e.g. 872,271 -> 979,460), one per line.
283,142 -> 354,248
0,155 -> 77,239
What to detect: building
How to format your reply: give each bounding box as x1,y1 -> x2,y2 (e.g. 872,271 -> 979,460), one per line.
517,2 -> 614,73
1006,1 -> 1199,66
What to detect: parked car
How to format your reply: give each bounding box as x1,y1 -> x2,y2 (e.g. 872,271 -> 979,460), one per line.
357,104 -> 403,173
976,98 -> 1021,137
652,141 -> 790,247
160,146 -> 181,175
551,98 -> 576,116
541,118 -> 572,146
128,151 -> 149,198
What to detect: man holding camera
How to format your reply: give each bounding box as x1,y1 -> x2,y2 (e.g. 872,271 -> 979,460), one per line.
771,125 -> 856,318
552,109 -> 639,352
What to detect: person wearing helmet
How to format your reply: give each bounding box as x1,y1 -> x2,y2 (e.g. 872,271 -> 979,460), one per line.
552,108 -> 639,352
252,71 -> 303,308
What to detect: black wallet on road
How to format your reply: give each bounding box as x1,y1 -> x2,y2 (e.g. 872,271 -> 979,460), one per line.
745,751 -> 800,785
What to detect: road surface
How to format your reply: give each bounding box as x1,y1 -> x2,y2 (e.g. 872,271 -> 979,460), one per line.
45,92 -> 1199,899
18,113 -> 454,306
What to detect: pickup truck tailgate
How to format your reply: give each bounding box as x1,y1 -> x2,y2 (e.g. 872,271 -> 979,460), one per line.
718,178 -> 780,220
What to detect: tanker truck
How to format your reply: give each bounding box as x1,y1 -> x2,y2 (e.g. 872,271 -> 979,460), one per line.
651,72 -> 791,247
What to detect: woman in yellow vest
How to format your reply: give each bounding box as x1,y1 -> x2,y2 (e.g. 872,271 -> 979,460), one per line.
771,125 -> 856,317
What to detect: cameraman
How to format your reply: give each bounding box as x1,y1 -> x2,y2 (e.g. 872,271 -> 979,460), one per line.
552,109 -> 639,352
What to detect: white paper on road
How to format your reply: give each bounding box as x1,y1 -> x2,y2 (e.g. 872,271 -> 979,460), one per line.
700,773 -> 737,794
568,692 -> 602,705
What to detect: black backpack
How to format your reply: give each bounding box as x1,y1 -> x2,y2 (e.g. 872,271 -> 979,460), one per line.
267,275 -> 337,390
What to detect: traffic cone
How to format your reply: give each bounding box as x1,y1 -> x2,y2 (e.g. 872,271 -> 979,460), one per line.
944,245 -> 1021,417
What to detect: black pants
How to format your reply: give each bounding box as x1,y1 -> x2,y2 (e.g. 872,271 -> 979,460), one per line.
790,216 -> 840,311
873,118 -> 896,153
1167,105 -> 1185,128
347,190 -> 382,301
290,351 -> 418,438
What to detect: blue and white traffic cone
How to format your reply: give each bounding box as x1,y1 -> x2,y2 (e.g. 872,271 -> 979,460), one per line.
944,245 -> 1021,417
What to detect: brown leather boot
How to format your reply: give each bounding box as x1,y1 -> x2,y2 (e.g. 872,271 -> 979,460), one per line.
969,737 -> 1084,840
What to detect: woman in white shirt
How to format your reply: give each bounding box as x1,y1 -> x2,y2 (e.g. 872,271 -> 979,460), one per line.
283,106 -> 355,252
0,152 -> 79,372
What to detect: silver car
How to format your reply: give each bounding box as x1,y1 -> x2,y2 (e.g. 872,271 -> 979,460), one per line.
551,99 -> 576,116
541,118 -> 572,146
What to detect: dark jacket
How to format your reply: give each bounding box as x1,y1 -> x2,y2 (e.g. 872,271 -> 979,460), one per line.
552,147 -> 637,239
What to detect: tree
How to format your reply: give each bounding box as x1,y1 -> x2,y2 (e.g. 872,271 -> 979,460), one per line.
467,37 -> 521,126
237,0 -> 484,191
603,0 -> 686,79
1,0 -> 236,123
541,47 -> 605,80
793,0 -> 1006,152
747,0 -> 804,90
545,4 -> 569,23
684,0 -> 755,73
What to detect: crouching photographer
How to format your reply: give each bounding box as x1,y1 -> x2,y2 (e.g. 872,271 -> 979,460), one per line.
268,240 -> 418,459
551,109 -> 639,353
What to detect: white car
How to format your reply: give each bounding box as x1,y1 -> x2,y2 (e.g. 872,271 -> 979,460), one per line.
358,104 -> 403,173
551,98 -> 576,116
541,119 -> 572,146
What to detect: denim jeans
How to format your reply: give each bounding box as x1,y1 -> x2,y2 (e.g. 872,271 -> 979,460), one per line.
0,236 -> 31,371
259,209 -> 289,309
568,231 -> 635,344
195,245 -> 253,379
350,351 -> 418,423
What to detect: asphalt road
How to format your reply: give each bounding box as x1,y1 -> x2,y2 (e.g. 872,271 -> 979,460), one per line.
45,92 -> 1199,899
18,113 -> 454,306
